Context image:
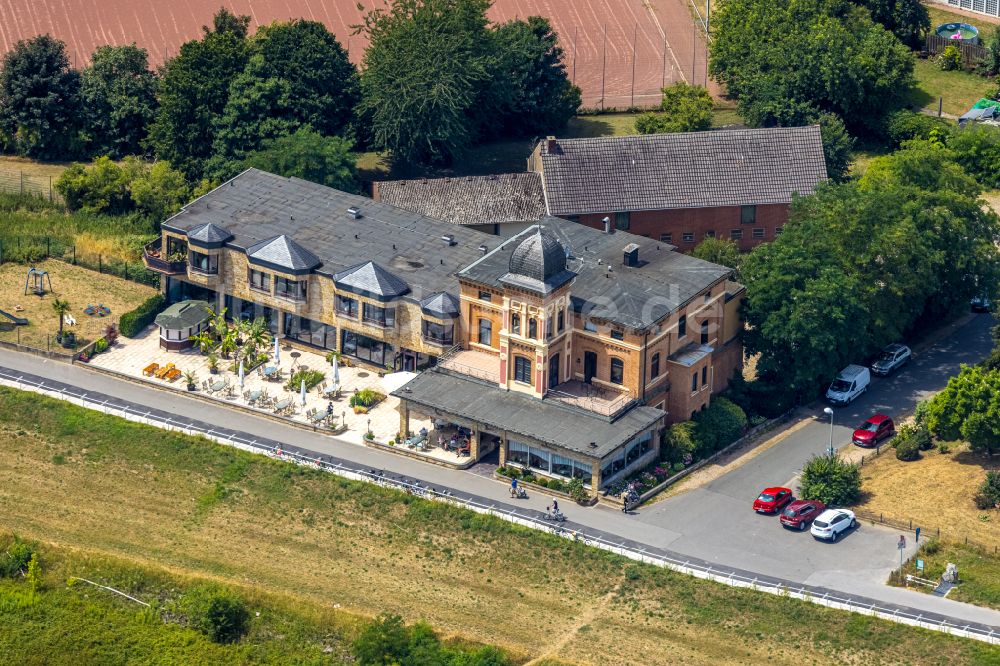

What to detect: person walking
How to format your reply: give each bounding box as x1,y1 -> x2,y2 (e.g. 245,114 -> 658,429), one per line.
622,495 -> 629,513
510,477 -> 518,498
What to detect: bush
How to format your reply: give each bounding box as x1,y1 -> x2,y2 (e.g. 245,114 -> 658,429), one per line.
118,293 -> 165,338
799,454 -> 861,506
349,388 -> 385,409
692,397 -> 748,457
284,368 -> 324,392
884,110 -> 951,148
895,436 -> 920,461
661,421 -> 696,464
0,536 -> 36,577
671,461 -> 685,474
938,44 -> 963,71
974,471 -> 1000,510
534,477 -> 549,488
567,477 -> 589,502
93,337 -> 109,354
175,584 -> 250,643
547,478 -> 566,493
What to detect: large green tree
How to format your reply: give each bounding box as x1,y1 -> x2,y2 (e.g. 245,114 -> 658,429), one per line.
926,365 -> 1000,456
635,82 -> 713,135
80,44 -> 158,159
212,20 -> 359,165
243,128 -> 359,192
148,8 -> 250,178
710,0 -> 914,134
0,35 -> 82,159
690,237 -> 742,281
853,0 -> 929,48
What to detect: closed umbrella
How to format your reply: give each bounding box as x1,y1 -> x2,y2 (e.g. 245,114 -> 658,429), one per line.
238,360 -> 245,389
332,355 -> 340,387
274,337 -> 280,365
300,378 -> 307,406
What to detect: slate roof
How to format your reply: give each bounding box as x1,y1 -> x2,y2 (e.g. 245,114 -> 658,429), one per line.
155,300 -> 211,330
393,369 -> 664,459
186,222 -> 233,249
333,261 -> 411,302
246,234 -> 321,275
460,218 -> 732,330
537,126 -> 827,216
419,292 -> 460,319
499,227 -> 576,295
668,343 -> 714,367
161,169 -> 488,297
375,173 -> 546,226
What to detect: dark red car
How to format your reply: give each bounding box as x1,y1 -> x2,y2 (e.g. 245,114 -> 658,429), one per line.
852,414 -> 895,448
753,487 -> 793,514
779,499 -> 826,530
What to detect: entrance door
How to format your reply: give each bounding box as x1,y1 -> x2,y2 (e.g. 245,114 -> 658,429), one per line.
584,351 -> 597,383
549,353 -> 560,389
400,350 -> 416,372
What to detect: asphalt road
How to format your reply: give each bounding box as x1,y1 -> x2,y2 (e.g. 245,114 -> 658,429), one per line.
634,313 -> 996,588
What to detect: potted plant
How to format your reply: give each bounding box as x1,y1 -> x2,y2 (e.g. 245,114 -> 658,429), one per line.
364,430 -> 375,441
207,352 -> 219,375
184,371 -> 198,391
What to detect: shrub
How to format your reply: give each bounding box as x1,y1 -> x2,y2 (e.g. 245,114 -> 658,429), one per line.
284,368 -> 324,392
799,454 -> 861,506
118,293 -> 165,338
93,337 -> 109,354
535,477 -> 549,488
661,421 -> 696,463
567,477 -> 589,502
671,461 -> 685,474
547,478 -> 566,492
349,388 -> 385,409
974,471 -> 1000,510
0,536 -> 36,577
175,584 -> 250,644
938,44 -> 963,71
884,110 -> 951,148
922,538 -> 941,556
692,397 -> 747,457
895,436 -> 920,461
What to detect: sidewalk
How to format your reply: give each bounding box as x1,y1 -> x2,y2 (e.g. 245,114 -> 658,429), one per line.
2,347 -> 1000,636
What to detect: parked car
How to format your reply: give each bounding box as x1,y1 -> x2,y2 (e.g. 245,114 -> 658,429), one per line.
852,414 -> 895,448
971,294 -> 992,313
810,508 -> 857,542
871,343 -> 911,376
825,365 -> 871,405
753,487 -> 793,514
779,499 -> 826,530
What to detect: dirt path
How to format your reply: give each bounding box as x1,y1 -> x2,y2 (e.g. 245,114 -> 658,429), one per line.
525,577 -> 625,665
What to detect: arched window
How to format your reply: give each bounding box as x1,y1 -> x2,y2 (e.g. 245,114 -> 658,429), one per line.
514,356 -> 532,384
511,313 -> 520,335
610,358 -> 624,385
528,318 -> 537,339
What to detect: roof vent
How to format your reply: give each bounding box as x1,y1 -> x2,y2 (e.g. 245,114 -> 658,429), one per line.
623,243 -> 640,267
346,206 -> 362,219
602,217 -> 612,234
588,441 -> 597,448
478,244 -> 488,255
441,234 -> 456,246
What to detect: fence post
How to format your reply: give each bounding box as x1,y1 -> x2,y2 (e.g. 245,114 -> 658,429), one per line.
46,237 -> 50,258
72,245 -> 76,265
99,254 -> 102,273
125,262 -> 128,281
19,171 -> 23,195
49,176 -> 52,202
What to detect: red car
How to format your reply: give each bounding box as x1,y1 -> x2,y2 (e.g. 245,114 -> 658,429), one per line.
852,414 -> 895,448
753,487 -> 793,514
779,499 -> 826,530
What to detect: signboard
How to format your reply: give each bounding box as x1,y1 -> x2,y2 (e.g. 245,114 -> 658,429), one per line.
898,535 -> 906,550
916,559 -> 925,572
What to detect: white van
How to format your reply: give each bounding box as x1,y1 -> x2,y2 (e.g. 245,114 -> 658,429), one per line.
825,365 -> 870,405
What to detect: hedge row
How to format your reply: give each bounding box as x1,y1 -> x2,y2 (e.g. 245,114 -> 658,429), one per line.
119,293 -> 166,338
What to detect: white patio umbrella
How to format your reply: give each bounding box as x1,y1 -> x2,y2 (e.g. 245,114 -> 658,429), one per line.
332,355 -> 340,386
273,337 -> 280,365
300,378 -> 307,406
238,360 -> 245,389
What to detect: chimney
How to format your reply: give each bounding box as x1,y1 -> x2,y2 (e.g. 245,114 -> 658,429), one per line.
347,206 -> 362,219
441,234 -> 456,246
546,136 -> 558,154
602,217 -> 611,234
623,243 -> 640,267
478,244 -> 489,255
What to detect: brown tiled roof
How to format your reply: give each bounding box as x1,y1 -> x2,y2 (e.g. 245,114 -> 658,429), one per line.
375,173 -> 546,225
537,126 -> 827,216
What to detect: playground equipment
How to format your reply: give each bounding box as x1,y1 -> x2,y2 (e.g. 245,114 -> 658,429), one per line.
0,309 -> 28,326
24,267 -> 53,296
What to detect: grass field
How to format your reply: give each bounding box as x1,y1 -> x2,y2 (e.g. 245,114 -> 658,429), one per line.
926,3 -> 1000,36
0,387 -> 997,665
857,442 -> 1000,548
893,541 -> 1000,611
0,259 -> 155,348
906,57 -> 992,116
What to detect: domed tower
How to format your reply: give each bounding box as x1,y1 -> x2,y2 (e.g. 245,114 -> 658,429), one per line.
500,227 -> 575,294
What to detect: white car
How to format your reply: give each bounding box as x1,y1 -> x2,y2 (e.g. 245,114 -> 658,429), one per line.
810,508 -> 857,542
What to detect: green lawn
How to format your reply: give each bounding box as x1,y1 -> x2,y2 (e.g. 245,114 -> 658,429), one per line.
906,57 -> 992,116
891,541 -> 1000,611
926,3 -> 1000,37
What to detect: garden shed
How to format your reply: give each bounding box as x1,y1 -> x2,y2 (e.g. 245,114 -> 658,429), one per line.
154,300 -> 211,351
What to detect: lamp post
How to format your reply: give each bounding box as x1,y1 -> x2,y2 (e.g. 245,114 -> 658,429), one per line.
823,407 -> 835,457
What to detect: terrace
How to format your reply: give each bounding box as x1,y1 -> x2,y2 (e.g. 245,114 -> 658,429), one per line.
546,380 -> 634,418
143,239 -> 187,275
437,348 -> 499,384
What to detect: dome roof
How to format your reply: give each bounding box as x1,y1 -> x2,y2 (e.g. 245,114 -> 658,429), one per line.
500,226 -> 576,294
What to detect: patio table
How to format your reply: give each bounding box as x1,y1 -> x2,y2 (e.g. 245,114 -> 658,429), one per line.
248,390 -> 263,402
274,397 -> 292,411
263,366 -> 278,378
210,380 -> 226,393
311,412 -> 327,424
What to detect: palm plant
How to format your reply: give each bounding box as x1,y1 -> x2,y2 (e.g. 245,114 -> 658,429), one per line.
52,298 -> 70,340
242,316 -> 269,360
189,331 -> 214,354
219,326 -> 239,359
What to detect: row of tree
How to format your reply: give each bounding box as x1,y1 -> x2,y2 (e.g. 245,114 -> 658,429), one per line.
0,1 -> 580,176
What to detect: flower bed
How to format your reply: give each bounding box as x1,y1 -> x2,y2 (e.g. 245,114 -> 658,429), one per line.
496,465 -> 594,503
284,368 -> 325,391
603,462 -> 683,499
350,388 -> 385,414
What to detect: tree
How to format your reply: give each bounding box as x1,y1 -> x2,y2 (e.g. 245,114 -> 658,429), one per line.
357,0 -> 492,165
205,7 -> 251,38
79,44 -> 158,158
984,27 -> 1000,77
55,157 -> 137,214
243,128 -> 359,192
926,365 -> 1000,456
853,0 -> 929,48
129,161 -> 190,221
353,614 -> 411,665
816,113 -> 854,182
690,238 -> 742,281
0,35 -> 82,159
488,16 -> 580,137
974,471 -> 1000,510
710,0 -> 914,134
52,298 -> 70,340
947,125 -> 1000,189
148,8 -> 250,178
938,44 -> 963,71
635,82 -> 713,134
692,397 -> 747,457
799,454 -> 862,505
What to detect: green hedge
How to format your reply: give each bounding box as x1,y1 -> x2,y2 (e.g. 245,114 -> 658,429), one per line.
119,294 -> 166,338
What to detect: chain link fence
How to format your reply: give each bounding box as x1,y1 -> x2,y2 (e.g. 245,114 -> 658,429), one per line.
0,170 -> 61,203
0,235 -> 159,288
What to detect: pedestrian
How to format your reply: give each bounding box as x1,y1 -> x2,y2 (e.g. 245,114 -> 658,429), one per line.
622,495 -> 629,513
552,498 -> 559,512
326,401 -> 333,415
510,477 -> 518,498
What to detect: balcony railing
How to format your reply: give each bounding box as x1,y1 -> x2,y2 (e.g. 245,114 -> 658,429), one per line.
143,239 -> 187,275
189,264 -> 219,276
275,289 -> 306,302
422,334 -> 454,346
546,382 -> 635,418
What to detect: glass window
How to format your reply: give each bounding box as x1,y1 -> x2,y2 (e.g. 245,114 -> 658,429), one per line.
514,356 -> 531,384
730,229 -> 743,240
775,227 -> 784,236
614,211 -> 630,230
545,317 -> 553,338
701,321 -> 709,344
682,232 -> 694,243
248,269 -> 270,292
573,460 -> 591,481
189,250 -> 217,274
611,329 -> 624,341
557,309 -> 565,332
508,440 -> 529,466
659,233 -> 672,243
478,318 -> 492,346
422,319 -> 454,345
678,314 -> 686,338
342,330 -> 389,366
336,295 -> 358,318
741,205 -> 757,225
309,322 -> 337,350
702,366 -> 708,386
610,358 -> 624,385
752,227 -> 765,239
511,313 -> 520,335
584,320 -> 597,333
650,352 -> 660,378
691,372 -> 697,392
363,302 -> 394,327
551,453 -> 574,478
478,290 -> 491,302
528,318 -> 537,339
528,448 -> 550,472
275,276 -> 307,301
704,230 -> 716,239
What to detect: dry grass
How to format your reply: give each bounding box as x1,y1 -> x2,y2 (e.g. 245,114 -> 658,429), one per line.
857,442 -> 1000,547
1,389 -> 994,665
0,155 -> 72,179
0,259 -> 155,348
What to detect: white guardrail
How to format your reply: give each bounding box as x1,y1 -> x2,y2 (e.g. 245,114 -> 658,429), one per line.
1,368 -> 997,646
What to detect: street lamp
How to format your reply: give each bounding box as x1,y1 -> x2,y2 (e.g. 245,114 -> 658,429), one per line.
823,407 -> 835,457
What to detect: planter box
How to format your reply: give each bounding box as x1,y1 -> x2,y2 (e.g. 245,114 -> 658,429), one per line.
493,470 -> 598,506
